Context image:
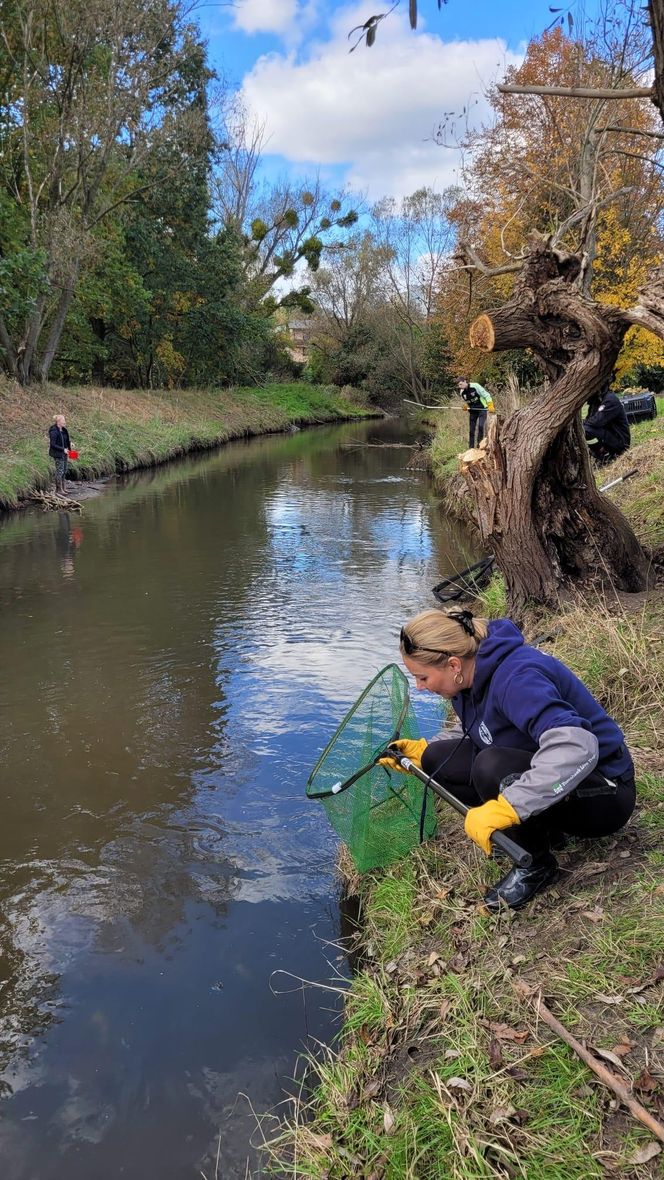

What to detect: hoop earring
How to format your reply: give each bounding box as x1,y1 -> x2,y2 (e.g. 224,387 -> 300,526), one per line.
453,671 -> 464,687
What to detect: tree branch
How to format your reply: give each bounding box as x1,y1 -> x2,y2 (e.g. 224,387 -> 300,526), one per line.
498,84 -> 653,100
550,186 -> 634,246
453,241 -> 524,277
599,123 -> 664,139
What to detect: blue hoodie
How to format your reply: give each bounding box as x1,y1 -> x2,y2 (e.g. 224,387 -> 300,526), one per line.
451,619 -> 632,781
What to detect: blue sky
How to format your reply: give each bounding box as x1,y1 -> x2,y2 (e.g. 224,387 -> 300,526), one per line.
196,0 -> 593,200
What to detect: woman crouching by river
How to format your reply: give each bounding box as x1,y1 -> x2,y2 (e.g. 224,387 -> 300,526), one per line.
380,609 -> 636,912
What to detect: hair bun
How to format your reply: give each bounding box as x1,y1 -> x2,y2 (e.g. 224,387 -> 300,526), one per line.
448,610 -> 476,638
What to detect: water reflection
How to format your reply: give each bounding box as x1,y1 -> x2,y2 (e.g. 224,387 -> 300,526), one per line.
0,419 -> 478,1177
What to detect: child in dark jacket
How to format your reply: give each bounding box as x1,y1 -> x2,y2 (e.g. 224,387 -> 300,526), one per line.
380,609 -> 635,911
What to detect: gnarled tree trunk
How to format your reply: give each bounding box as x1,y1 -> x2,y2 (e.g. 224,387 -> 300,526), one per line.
460,238 -> 651,614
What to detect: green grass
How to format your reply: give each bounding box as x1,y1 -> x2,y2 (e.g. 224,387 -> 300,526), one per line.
0,379 -> 377,509
265,591 -> 664,1178
266,826 -> 664,1177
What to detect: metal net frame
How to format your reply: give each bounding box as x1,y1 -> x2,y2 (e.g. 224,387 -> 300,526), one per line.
306,665 -> 437,872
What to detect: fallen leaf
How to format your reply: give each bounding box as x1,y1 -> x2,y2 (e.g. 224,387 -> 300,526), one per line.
490,1022 -> 530,1043
575,862 -> 609,877
444,1048 -> 461,1060
593,1047 -> 629,1072
363,1079 -> 382,1101
582,908 -> 605,923
489,1105 -> 516,1125
488,1038 -> 505,1069
383,1103 -> 396,1135
595,993 -> 625,1005
512,1108 -> 530,1125
309,1133 -> 333,1151
629,1142 -> 661,1165
427,951 -> 443,967
439,1000 -> 452,1021
609,1039 -> 634,1058
618,850 -> 631,859
634,1069 -> 658,1094
447,1077 -> 473,1092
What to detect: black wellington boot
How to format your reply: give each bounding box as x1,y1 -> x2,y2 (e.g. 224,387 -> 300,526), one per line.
483,852 -> 559,912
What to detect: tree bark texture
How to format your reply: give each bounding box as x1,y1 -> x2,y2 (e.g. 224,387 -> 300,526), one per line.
649,0 -> 664,124
463,239 -> 651,612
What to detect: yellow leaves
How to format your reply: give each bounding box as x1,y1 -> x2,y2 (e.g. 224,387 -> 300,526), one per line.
614,327 -> 664,383
155,336 -> 186,387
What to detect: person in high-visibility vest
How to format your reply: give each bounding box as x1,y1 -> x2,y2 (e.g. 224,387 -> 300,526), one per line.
458,378 -> 493,448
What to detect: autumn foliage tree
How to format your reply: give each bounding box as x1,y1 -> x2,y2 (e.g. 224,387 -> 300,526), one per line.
366,1 -> 664,611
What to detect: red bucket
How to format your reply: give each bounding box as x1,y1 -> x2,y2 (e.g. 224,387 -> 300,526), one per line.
68,449 -> 79,460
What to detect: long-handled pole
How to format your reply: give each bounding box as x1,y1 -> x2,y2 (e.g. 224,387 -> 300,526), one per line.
390,752 -> 532,869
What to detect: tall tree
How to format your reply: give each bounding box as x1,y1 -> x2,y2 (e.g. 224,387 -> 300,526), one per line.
354,0 -> 664,611
0,0 -> 210,383
371,187 -> 457,401
211,99 -> 359,312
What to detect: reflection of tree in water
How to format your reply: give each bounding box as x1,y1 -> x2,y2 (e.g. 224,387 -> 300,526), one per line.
0,868 -> 62,1084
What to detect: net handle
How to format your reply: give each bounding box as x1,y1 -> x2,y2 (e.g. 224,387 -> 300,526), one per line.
393,754 -> 532,869
306,665 -> 412,800
306,721 -> 404,800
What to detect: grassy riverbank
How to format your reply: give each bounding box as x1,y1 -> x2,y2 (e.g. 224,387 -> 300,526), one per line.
0,378 -> 377,510
264,410 -> 664,1177
430,399 -> 664,544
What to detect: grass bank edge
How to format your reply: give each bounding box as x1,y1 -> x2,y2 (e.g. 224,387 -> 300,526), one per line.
428,398 -> 664,547
264,602 -> 664,1171
0,379 -> 381,510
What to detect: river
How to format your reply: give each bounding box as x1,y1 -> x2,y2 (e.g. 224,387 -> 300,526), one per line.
0,418 -> 476,1179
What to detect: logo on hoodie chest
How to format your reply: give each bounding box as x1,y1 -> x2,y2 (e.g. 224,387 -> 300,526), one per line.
478,721 -> 493,745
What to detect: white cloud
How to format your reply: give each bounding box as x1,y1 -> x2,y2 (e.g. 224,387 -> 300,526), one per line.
240,3 -> 522,198
233,0 -> 314,37
233,0 -> 297,35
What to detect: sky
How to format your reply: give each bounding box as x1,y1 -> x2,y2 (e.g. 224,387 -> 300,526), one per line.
196,0 -> 589,201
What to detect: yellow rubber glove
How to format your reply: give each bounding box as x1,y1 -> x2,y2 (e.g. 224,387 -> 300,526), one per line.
462,403 -> 469,412
464,795 -> 520,856
378,738 -> 428,774
487,400 -> 495,412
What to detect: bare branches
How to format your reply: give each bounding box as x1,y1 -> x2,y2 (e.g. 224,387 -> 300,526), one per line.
600,124 -> 664,139
453,241 -> 524,277
498,84 -> 653,99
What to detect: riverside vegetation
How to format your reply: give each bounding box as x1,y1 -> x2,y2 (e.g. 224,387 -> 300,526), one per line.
263,404 -> 664,1179
0,379 -> 376,511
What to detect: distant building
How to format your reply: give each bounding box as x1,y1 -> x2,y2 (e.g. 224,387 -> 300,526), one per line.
286,317 -> 315,363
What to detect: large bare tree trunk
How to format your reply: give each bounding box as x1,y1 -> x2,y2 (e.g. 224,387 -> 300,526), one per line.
460,239 -> 651,613
649,0 -> 664,122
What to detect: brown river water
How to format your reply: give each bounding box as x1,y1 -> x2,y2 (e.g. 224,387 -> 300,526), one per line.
0,418 -> 476,1179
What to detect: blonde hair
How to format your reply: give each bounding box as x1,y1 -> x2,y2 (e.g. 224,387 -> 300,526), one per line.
400,608 -> 489,664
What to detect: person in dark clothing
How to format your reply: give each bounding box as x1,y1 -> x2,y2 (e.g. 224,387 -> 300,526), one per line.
457,378 -> 492,448
379,609 -> 635,912
48,414 -> 72,494
583,391 -> 630,463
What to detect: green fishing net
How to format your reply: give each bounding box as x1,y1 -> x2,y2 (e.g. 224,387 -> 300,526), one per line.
306,664 -> 437,872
